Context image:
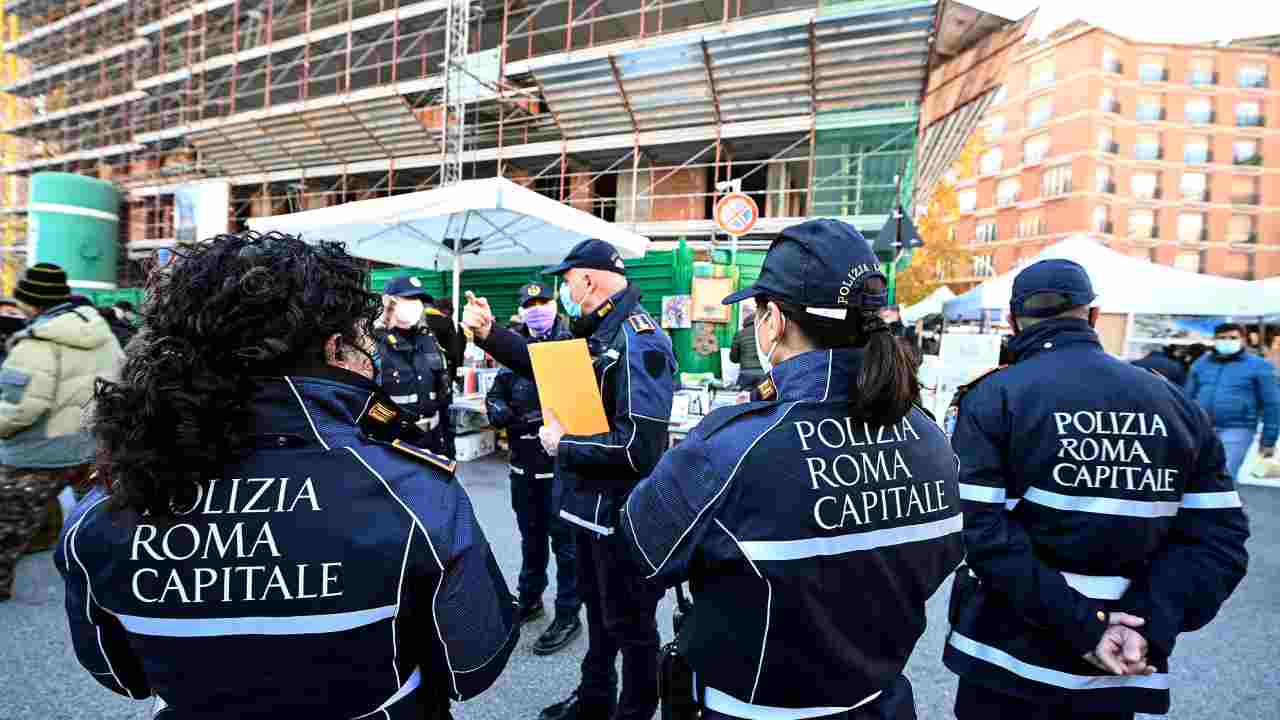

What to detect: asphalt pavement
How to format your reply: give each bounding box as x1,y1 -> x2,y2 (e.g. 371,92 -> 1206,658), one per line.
2,455 -> 1277,719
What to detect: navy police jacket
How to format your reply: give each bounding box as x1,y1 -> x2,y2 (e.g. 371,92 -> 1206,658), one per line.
374,324 -> 453,423
55,368 -> 518,718
486,317 -> 574,479
623,348 -> 963,714
944,319 -> 1250,715
478,285 -> 677,536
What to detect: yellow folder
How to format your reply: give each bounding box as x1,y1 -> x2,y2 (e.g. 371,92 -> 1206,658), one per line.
528,339 -> 611,436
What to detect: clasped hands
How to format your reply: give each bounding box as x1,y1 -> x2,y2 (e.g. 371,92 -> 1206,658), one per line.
1084,612 -> 1156,677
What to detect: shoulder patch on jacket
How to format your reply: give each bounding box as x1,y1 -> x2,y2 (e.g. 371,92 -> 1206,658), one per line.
696,401 -> 779,440
944,365 -> 1006,437
628,314 -> 656,334
387,438 -> 457,475
756,375 -> 777,400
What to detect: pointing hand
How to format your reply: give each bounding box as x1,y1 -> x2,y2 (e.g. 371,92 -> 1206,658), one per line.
462,291 -> 494,341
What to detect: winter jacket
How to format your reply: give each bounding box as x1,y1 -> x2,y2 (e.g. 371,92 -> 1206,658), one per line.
0,303 -> 124,468
1185,351 -> 1279,447
485,317 -> 573,479
1133,351 -> 1187,388
728,322 -> 763,375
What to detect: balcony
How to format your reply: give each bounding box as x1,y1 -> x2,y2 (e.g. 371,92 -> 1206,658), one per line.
1134,187 -> 1163,201
1240,75 -> 1269,89
1183,190 -> 1210,203
1186,110 -> 1215,125
1139,66 -> 1169,82
1229,232 -> 1259,246
1189,70 -> 1218,87
1237,115 -> 1266,128
1100,140 -> 1120,154
1100,98 -> 1121,114
1234,154 -> 1263,167
1104,59 -> 1124,74
1135,146 -> 1164,161
1232,193 -> 1261,206
1185,149 -> 1214,164
1136,106 -> 1167,122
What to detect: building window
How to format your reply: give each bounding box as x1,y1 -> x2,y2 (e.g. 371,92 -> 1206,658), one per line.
1136,94 -> 1165,122
1139,54 -> 1167,82
1236,101 -> 1263,127
1231,176 -> 1260,205
1184,136 -> 1212,164
980,148 -> 1003,175
1043,165 -> 1072,197
1019,212 -> 1045,238
984,116 -> 1007,141
1228,214 -> 1256,244
1135,132 -> 1162,161
1188,57 -> 1217,86
1023,134 -> 1050,165
1026,97 -> 1053,130
997,178 -> 1021,206
973,255 -> 995,278
1029,58 -> 1056,90
1102,47 -> 1123,74
1239,63 -> 1268,89
1180,172 -> 1209,202
1177,213 -> 1207,243
1131,171 -> 1161,200
1185,97 -> 1213,124
1097,126 -> 1118,154
1234,139 -> 1261,165
1096,165 -> 1115,193
959,189 -> 978,213
1093,205 -> 1112,233
1099,88 -> 1120,114
1129,209 -> 1157,239
976,222 -> 998,244
1174,252 -> 1202,273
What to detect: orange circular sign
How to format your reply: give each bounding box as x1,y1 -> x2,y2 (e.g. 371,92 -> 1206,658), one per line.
715,193 -> 759,237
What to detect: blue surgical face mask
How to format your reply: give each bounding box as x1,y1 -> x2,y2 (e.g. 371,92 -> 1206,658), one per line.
560,277 -> 584,319
1214,339 -> 1243,357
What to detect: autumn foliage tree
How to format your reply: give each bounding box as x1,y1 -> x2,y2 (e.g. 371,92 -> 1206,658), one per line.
895,135 -> 981,307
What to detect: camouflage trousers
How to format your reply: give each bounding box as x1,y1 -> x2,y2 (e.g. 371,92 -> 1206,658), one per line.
0,465 -> 87,600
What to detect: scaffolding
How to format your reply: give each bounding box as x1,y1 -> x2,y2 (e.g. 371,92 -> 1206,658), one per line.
0,0 -> 1007,276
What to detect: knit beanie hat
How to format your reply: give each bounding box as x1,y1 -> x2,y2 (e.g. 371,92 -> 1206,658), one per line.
15,263 -> 72,310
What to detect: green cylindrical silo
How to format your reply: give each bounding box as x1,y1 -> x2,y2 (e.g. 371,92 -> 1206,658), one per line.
27,172 -> 120,290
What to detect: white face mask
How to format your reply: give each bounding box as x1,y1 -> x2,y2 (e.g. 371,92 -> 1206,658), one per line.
393,299 -> 424,327
753,305 -> 783,374
1214,339 -> 1243,357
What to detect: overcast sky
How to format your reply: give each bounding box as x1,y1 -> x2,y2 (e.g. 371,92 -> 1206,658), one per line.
965,0 -> 1280,45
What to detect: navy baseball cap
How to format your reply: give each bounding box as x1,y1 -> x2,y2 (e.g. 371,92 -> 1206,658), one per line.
383,275 -> 433,301
1010,259 -> 1097,317
722,219 -> 888,320
518,281 -> 553,306
543,239 -> 627,275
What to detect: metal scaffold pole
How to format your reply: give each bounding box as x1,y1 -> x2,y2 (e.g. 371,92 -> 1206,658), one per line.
442,0 -> 472,317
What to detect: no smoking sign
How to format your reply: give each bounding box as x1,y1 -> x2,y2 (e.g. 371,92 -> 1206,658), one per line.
715,192 -> 758,237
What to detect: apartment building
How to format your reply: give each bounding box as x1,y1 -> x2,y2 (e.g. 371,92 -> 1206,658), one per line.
947,22 -> 1280,286
0,0 -> 1011,289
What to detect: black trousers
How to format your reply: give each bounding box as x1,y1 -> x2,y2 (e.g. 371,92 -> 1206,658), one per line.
510,469 -> 579,616
955,682 -> 1135,720
701,675 -> 916,720
577,528 -> 664,720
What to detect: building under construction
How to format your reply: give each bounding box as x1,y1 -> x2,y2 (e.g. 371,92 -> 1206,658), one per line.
0,0 -> 1014,288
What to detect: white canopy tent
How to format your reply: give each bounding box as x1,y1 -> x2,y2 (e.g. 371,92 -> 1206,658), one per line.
901,286 -> 955,324
247,177 -> 651,313
944,235 -> 1261,321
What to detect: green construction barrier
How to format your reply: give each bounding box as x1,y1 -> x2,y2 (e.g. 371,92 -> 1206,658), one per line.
28,172 -> 120,290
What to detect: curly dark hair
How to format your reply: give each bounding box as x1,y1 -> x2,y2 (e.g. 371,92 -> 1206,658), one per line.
94,231 -> 380,517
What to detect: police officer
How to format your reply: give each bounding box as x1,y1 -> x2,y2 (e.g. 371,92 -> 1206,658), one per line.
463,239 -> 677,720
57,231 -> 517,717
943,259 -> 1250,720
622,219 -> 965,720
486,282 -> 583,655
375,275 -> 455,456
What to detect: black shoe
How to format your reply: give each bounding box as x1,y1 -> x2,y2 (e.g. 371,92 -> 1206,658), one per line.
518,600 -> 546,625
538,691 -> 615,720
538,691 -> 578,720
532,614 -> 583,655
